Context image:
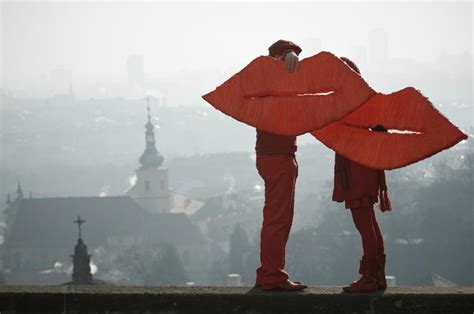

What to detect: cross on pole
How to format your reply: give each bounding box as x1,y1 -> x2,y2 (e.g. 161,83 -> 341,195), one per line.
73,215 -> 86,239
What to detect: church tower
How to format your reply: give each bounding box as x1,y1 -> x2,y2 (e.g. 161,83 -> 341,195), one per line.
127,98 -> 171,213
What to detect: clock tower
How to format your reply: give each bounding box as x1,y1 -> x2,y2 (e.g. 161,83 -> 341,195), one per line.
127,98 -> 171,213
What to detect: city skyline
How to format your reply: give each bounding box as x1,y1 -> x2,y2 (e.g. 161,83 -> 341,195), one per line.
1,2 -> 472,99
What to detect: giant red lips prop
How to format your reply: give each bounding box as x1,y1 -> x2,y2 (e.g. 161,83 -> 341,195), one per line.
202,52 -> 375,136
202,52 -> 467,169
312,88 -> 468,169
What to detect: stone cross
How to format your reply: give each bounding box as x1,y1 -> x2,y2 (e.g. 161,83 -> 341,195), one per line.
74,215 -> 86,239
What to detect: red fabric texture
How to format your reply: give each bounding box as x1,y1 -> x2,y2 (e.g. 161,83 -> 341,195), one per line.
255,131 -> 297,155
255,154 -> 298,286
312,88 -> 468,170
350,205 -> 384,258
332,153 -> 379,208
202,49 -> 376,136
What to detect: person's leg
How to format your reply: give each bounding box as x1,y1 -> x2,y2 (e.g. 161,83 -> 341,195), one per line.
343,205 -> 378,292
255,154 -> 297,287
350,206 -> 378,259
281,157 -> 297,269
369,208 -> 384,256
370,207 -> 387,290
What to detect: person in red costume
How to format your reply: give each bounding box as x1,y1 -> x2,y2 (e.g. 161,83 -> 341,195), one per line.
333,57 -> 392,293
255,40 -> 308,291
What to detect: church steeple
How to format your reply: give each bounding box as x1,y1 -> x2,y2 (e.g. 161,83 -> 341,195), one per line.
138,97 -> 164,169
71,215 -> 93,284
127,97 -> 171,213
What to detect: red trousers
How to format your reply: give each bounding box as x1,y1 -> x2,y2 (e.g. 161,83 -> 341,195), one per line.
350,205 -> 384,258
255,154 -> 298,285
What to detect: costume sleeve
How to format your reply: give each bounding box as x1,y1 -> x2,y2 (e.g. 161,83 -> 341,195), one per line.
268,40 -> 302,58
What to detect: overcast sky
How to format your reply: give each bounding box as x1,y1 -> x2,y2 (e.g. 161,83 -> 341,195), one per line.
1,1 -> 472,89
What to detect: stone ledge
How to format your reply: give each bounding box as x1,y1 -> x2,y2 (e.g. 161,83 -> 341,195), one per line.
0,285 -> 472,314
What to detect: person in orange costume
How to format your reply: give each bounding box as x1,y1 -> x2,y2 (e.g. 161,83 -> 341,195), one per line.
333,57 -> 392,293
254,40 -> 308,291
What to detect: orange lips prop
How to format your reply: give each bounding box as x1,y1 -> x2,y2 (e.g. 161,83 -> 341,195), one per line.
312,87 -> 468,170
202,52 -> 375,136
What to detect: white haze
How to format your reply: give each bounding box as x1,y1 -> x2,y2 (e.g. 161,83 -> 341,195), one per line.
1,1 -> 472,101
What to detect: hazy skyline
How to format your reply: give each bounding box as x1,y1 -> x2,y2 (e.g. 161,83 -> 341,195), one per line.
1,1 -> 472,94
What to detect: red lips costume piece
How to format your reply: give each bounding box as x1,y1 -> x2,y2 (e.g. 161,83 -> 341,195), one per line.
312,87 -> 468,170
202,52 -> 375,136
203,53 -> 467,169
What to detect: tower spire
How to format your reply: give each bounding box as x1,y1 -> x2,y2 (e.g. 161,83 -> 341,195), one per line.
71,215 -> 93,284
138,97 -> 164,169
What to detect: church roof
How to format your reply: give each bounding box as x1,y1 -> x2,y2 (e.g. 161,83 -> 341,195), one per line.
142,212 -> 206,246
5,196 -> 146,249
5,196 -> 205,249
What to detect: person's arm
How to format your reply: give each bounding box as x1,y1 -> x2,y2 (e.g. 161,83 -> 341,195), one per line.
284,51 -> 299,73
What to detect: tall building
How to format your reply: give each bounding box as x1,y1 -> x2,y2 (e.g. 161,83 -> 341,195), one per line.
127,99 -> 171,213
127,55 -> 144,89
368,29 -> 389,70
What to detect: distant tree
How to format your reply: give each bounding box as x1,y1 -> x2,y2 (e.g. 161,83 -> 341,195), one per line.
228,224 -> 251,283
93,239 -> 159,285
414,154 -> 473,285
150,243 -> 188,285
94,239 -> 188,286
207,258 -> 228,286
286,209 -> 361,286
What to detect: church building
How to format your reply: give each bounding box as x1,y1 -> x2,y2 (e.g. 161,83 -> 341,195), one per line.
1,100 -> 208,285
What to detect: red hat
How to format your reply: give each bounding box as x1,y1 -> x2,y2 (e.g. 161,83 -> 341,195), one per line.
268,40 -> 302,57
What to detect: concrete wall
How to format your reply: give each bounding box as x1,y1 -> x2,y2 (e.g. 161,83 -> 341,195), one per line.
0,285 -> 472,313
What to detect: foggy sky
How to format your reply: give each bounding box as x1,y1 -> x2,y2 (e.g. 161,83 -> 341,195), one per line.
1,1 -> 472,91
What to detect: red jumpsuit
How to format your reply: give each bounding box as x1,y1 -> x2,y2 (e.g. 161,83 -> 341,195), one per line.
335,58 -> 391,292
255,40 -> 301,287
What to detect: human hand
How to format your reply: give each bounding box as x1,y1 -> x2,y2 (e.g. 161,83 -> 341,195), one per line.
284,51 -> 300,73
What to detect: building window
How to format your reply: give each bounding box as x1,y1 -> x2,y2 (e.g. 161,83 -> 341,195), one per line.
145,181 -> 150,192
161,180 -> 165,190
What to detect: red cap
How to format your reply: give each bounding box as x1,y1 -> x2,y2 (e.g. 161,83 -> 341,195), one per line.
268,40 -> 302,57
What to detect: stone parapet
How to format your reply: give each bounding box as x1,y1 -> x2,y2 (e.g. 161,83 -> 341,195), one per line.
0,285 -> 472,313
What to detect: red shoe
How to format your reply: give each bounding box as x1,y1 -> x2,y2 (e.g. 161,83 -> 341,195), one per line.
261,280 -> 307,291
343,256 -> 378,293
376,254 -> 387,290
